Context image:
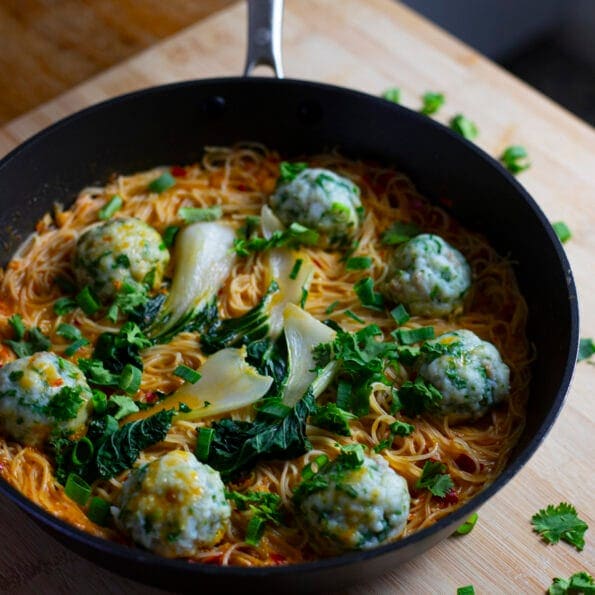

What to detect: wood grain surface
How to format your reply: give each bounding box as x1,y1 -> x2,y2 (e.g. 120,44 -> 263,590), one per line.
0,1 -> 594,593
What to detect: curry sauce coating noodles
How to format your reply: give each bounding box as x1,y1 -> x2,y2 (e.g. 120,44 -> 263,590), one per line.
0,143 -> 530,566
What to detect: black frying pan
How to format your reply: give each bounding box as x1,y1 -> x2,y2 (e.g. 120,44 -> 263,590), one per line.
0,1 -> 578,592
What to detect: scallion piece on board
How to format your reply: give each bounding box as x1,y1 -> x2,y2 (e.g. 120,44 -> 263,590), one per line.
455,512 -> 479,535
98,195 -> 123,220
552,221 -> 571,243
65,473 -> 91,506
450,114 -> 478,140
149,172 -> 176,193
173,364 -> 201,384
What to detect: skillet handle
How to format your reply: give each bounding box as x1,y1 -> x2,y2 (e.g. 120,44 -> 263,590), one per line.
244,0 -> 285,78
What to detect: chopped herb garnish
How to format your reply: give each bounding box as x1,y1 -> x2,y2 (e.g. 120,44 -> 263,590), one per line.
345,256 -> 373,270
416,460 -> 454,498
354,277 -> 384,310
420,91 -> 445,115
382,88 -> 401,104
455,512 -> 479,535
289,258 -> 304,280
500,145 -> 530,174
75,286 -> 101,315
109,395 -> 140,421
162,225 -> 180,248
552,221 -> 572,243
457,586 -> 475,595
390,304 -> 410,326
64,338 -> 90,357
278,162 -> 308,184
394,376 -> 443,416
381,221 -> 420,245
8,314 -> 25,340
117,363 -> 142,394
98,194 -> 123,220
309,403 -> 356,436
45,386 -> 84,421
532,502 -> 588,551
195,427 -> 214,461
450,114 -> 479,140
87,496 -> 110,526
178,205 -> 222,223
64,473 -> 91,506
549,571 -> 595,595
344,310 -> 365,324
374,419 -> 414,452
4,316 -> 51,358
148,172 -> 176,193
578,338 -> 595,362
325,301 -> 340,315
393,326 -> 434,345
53,297 -> 78,315
173,364 -> 201,384
91,389 -> 107,415
57,323 -> 82,341
233,223 -> 319,256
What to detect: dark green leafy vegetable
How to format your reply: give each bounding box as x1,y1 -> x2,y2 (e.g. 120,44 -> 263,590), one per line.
289,258 -> 303,280
415,460 -> 454,497
127,293 -> 167,329
420,91 -> 445,115
549,571 -> 595,595
381,221 -> 420,245
382,88 -> 401,104
278,161 -> 308,184
93,322 -> 151,374
206,390 -> 315,481
98,195 -> 123,220
393,376 -> 443,417
450,114 -> 478,140
178,205 -> 222,223
457,586 -> 475,595
353,277 -> 384,310
309,402 -> 357,436
87,496 -> 111,525
500,145 -> 530,174
578,338 -> 595,362
148,172 -> 176,193
77,358 -> 120,387
455,512 -> 479,535
532,502 -> 588,551
552,221 -> 572,243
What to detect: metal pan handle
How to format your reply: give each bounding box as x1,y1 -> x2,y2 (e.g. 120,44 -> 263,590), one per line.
244,0 -> 285,78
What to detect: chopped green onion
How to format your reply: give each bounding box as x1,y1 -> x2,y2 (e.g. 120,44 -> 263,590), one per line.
578,338 -> 595,362
390,304 -> 410,326
162,225 -> 180,248
195,427 -> 214,461
71,437 -> 94,466
173,364 -> 201,384
301,455 -> 329,480
54,297 -> 77,315
57,323 -> 82,341
455,512 -> 479,535
75,286 -> 100,315
382,88 -> 401,104
91,389 -> 108,414
8,314 -> 26,340
457,586 -> 475,595
64,338 -> 90,357
64,473 -> 91,506
390,420 -> 415,436
245,515 -> 267,546
118,364 -> 142,394
87,497 -> 110,526
289,258 -> 304,280
381,221 -> 420,245
178,205 -> 222,223
354,277 -> 384,310
300,287 -> 308,309
344,310 -> 365,324
420,91 -> 445,115
500,145 -> 530,174
394,326 -> 435,345
450,114 -> 478,140
149,172 -> 176,193
345,256 -> 373,270
325,301 -> 340,315
552,221 -> 571,243
98,195 -> 123,220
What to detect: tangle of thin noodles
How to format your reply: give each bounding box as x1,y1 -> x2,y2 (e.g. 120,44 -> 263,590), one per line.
0,143 -> 530,566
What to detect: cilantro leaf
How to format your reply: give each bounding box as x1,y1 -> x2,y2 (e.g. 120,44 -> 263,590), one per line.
309,402 -> 356,436
549,572 -> 595,595
415,460 -> 454,497
44,386 -> 84,421
579,338 -> 595,362
532,502 -> 588,551
233,222 -> 319,256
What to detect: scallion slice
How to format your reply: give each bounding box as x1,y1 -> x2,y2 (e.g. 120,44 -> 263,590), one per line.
118,364 -> 142,394
64,337 -> 90,357
325,301 -> 339,315
98,195 -> 123,220
71,437 -> 94,466
54,297 -> 77,315
75,286 -> 100,315
149,172 -> 176,193
394,326 -> 435,345
57,323 -> 82,341
455,512 -> 479,535
245,515 -> 267,546
195,427 -> 214,462
87,497 -> 110,526
178,206 -> 222,223
390,304 -> 410,326
345,256 -> 372,271
289,258 -> 303,280
8,314 -> 25,340
552,221 -> 571,243
344,310 -> 365,324
173,364 -> 201,384
91,389 -> 108,414
65,473 -> 91,506
353,277 -> 384,310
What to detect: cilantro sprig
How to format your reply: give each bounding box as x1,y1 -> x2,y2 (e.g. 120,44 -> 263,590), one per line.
415,460 -> 454,497
226,490 -> 283,546
549,571 -> 595,595
4,314 -> 51,358
532,502 -> 588,551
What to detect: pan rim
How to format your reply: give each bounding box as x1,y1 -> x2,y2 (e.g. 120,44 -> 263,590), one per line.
0,76 -> 580,579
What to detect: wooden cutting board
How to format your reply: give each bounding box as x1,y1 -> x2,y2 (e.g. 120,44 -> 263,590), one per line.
0,1 -> 593,593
